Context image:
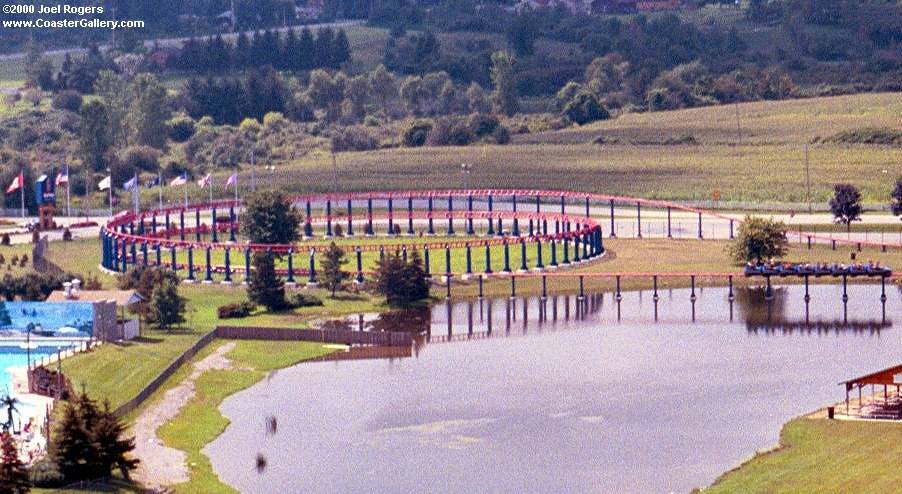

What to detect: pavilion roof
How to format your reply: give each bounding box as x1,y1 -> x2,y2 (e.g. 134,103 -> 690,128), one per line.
839,364 -> 902,388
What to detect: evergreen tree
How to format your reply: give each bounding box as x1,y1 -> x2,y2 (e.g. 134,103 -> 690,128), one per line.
373,250 -> 429,307
148,276 -> 187,330
239,190 -> 301,244
247,252 -> 287,311
332,30 -> 352,68
297,28 -> 315,70
320,243 -> 350,297
128,74 -> 170,149
369,64 -> 397,118
79,100 -> 113,172
234,31 -> 251,69
0,431 -> 30,494
313,28 -> 335,68
53,399 -> 97,481
92,402 -> 138,480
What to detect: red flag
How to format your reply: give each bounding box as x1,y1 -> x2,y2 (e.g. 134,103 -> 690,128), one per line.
5,173 -> 22,194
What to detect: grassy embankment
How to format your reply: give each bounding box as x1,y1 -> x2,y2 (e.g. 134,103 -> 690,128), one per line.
127,92 -> 902,209
705,417 -> 902,494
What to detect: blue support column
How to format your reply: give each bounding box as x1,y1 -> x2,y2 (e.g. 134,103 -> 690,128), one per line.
111,237 -> 118,272
244,248 -> 251,283
503,241 -> 511,273
536,195 -> 541,213
424,245 -> 431,278
585,197 -> 590,218
164,214 -> 170,239
562,237 -> 570,264
155,243 -> 161,267
286,249 -> 294,284
195,209 -> 201,241
407,197 -> 414,235
550,239 -> 558,267
465,244 -> 472,276
542,218 -> 548,236
142,242 -> 148,266
447,195 -> 455,235
205,247 -> 213,282
487,195 -> 494,235
427,196 -> 435,235
609,199 -> 616,237
346,199 -> 354,236
484,242 -> 492,274
467,195 -> 474,234
224,249 -> 232,283
211,208 -> 218,243
366,198 -> 374,236
555,220 -> 560,235
151,215 -> 157,234
387,197 -> 394,235
187,246 -> 195,281
497,217 -> 503,236
308,249 -> 317,285
698,212 -> 703,239
229,207 -> 237,241
560,195 -> 565,214
528,218 -> 534,237
729,220 -> 734,239
326,199 -> 333,237
179,211 -> 185,241
536,240 -> 544,269
445,244 -> 452,276
355,248 -> 363,283
598,228 -> 605,254
583,232 -> 589,259
667,207 -> 672,238
121,241 -> 128,272
170,245 -> 177,271
573,235 -> 581,263
512,195 -> 519,236
519,239 -> 527,271
304,201 -> 313,237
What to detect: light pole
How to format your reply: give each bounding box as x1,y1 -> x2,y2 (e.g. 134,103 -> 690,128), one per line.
266,165 -> 276,189
460,163 -> 473,191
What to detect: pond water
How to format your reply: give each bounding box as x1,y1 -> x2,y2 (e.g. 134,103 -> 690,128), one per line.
206,284 -> 901,493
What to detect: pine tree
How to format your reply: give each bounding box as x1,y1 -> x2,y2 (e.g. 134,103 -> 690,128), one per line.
320,242 -> 349,297
247,252 -> 287,311
148,276 -> 187,330
91,402 -> 138,480
0,431 -> 30,494
53,400 -> 97,481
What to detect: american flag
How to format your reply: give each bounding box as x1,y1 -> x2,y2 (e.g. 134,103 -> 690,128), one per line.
169,173 -> 187,187
197,174 -> 212,189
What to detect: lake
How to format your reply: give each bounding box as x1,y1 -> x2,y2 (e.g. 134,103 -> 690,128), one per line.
206,283 -> 900,493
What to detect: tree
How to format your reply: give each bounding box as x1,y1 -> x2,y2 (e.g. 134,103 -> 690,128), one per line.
128,74 -> 170,149
829,183 -> 863,233
79,100 -> 113,171
24,41 -> 54,91
490,51 -> 518,116
247,251 -> 287,311
0,431 -> 30,494
891,177 -> 902,218
306,69 -> 345,122
728,216 -> 789,263
92,402 -> 139,479
320,243 -> 349,297
0,395 -> 19,431
562,91 -> 610,125
239,190 -> 301,244
53,398 -> 97,481
148,275 -> 186,330
373,250 -> 429,307
466,82 -> 491,114
343,75 -> 372,120
506,15 -> 538,57
369,65 -> 397,118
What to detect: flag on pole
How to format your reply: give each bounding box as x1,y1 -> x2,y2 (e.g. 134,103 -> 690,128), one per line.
197,174 -> 211,188
169,174 -> 187,187
146,175 -> 160,188
225,173 -> 238,189
98,176 -> 112,191
55,170 -> 69,186
123,176 -> 138,191
5,172 -> 23,194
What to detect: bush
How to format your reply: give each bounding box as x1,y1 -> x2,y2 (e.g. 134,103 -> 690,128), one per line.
292,293 -> 324,308
728,216 -> 788,263
492,125 -> 511,144
330,126 -> 379,152
167,114 -> 196,142
467,113 -> 500,138
19,254 -> 27,267
118,146 -> 161,173
401,120 -> 433,147
263,112 -> 287,132
51,90 -> 83,112
62,227 -> 72,241
426,118 -> 473,146
217,301 -> 256,319
563,91 -> 610,125
0,234 -> 9,246
239,117 -> 262,135
29,457 -> 64,487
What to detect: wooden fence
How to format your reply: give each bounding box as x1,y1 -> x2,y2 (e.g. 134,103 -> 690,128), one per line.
214,326 -> 413,346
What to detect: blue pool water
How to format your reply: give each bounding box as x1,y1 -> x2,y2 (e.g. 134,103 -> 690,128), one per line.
0,302 -> 93,337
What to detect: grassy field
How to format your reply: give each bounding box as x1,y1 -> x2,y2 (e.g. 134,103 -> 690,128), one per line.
0,242 -> 35,275
156,340 -> 335,494
705,418 -> 902,493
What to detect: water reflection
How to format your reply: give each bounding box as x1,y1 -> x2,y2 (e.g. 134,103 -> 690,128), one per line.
208,284 -> 900,494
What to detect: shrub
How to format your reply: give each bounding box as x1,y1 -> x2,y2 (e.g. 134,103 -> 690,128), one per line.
467,113 -> 500,138
29,457 -> 64,487
118,146 -> 161,173
401,120 -> 432,147
62,227 -> 72,241
0,234 -> 8,246
263,112 -> 287,132
330,126 -> 378,152
563,91 -> 609,125
10,255 -> 18,267
19,254 -> 27,267
292,293 -> 324,308
167,114 -> 196,142
217,301 -> 256,319
239,117 -> 262,135
728,216 -> 788,263
51,90 -> 83,112
427,118 -> 473,146
373,250 -> 429,307
492,125 -> 511,144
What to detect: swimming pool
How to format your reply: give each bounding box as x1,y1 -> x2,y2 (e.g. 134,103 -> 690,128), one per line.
0,301 -> 93,337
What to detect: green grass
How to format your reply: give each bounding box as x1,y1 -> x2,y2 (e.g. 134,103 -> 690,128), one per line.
706,418 -> 902,493
156,340 -> 335,494
0,242 -> 36,275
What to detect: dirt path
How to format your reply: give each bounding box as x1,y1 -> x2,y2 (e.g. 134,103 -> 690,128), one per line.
131,341 -> 235,491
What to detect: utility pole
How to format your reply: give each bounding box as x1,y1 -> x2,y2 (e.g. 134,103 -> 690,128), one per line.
805,143 -> 811,214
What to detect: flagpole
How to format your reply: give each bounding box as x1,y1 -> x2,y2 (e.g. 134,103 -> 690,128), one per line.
158,171 -> 163,210
133,174 -> 139,215
19,172 -> 24,218
183,179 -> 187,208
108,181 -> 112,217
65,164 -> 71,217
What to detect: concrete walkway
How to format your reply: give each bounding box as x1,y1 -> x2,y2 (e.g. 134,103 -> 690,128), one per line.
131,341 -> 235,491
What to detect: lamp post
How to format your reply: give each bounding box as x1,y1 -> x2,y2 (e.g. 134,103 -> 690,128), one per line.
266,165 -> 276,189
460,163 -> 473,191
